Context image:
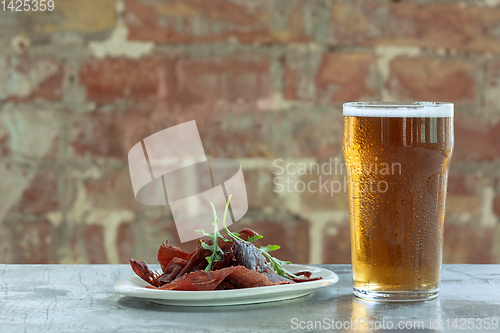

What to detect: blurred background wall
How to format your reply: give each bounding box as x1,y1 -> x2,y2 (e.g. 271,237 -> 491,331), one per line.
0,0 -> 499,265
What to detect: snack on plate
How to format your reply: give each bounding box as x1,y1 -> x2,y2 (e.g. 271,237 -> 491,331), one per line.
129,196 -> 321,291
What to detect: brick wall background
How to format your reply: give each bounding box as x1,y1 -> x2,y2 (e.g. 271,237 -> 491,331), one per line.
1,0 -> 499,265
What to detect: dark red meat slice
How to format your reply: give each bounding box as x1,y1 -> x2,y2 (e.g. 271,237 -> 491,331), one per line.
157,258 -> 189,285
223,266 -> 287,288
176,246 -> 211,277
152,266 -> 241,291
129,259 -> 161,287
238,228 -> 260,241
215,281 -> 234,290
290,276 -> 322,282
130,228 -> 322,290
157,240 -> 192,272
150,266 -> 291,291
233,239 -> 268,273
262,271 -> 293,284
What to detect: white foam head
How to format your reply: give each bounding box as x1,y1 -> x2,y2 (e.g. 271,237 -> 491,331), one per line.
343,102 -> 454,118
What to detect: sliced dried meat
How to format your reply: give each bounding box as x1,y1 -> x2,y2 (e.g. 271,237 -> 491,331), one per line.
175,245 -> 211,277
150,266 -> 288,291
152,266 -> 241,291
233,239 -> 268,273
290,276 -> 322,283
224,266 -> 289,288
214,281 -> 234,290
157,257 -> 189,285
238,228 -> 260,242
231,238 -> 297,284
262,271 -> 293,284
157,241 -> 192,272
130,228 -> 322,290
129,259 -> 161,287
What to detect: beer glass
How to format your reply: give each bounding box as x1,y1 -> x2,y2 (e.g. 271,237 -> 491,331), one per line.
343,102 -> 454,302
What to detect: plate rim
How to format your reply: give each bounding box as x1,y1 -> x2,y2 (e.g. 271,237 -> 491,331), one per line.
115,264 -> 339,301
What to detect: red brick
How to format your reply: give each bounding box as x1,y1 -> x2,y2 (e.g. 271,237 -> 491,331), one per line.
285,52 -> 377,103
243,169 -> 282,209
124,0 -> 312,44
443,224 -> 498,264
115,55 -> 275,156
196,113 -> 272,158
22,0 -> 115,38
196,109 -> 343,159
322,221 -> 351,264
0,135 -> 10,157
283,50 -> 319,101
0,56 -> 64,102
232,220 -> 310,264
182,56 -> 271,104
453,116 -> 500,161
84,225 -> 108,264
9,167 -> 59,216
318,52 -> 378,102
79,57 -> 158,104
447,172 -> 476,197
11,219 -> 56,264
386,3 -> 500,53
69,111 -> 125,159
387,56 -> 475,102
329,2 -> 500,53
119,102 -> 191,162
483,59 -> 500,110
79,55 -> 271,106
117,222 -> 135,264
299,172 -> 349,212
83,168 -> 143,212
493,194 -> 500,217
328,1 -> 381,45
445,171 -> 482,217
119,104 -> 218,165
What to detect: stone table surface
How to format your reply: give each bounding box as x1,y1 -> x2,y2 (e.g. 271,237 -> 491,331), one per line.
0,264 -> 499,332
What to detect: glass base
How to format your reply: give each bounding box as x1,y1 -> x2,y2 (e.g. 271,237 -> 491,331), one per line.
353,288 -> 439,302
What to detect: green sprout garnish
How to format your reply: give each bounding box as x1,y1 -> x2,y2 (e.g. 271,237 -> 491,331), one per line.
258,244 -> 297,279
220,195 -> 300,280
195,201 -> 231,271
197,195 -> 301,279
247,234 -> 264,243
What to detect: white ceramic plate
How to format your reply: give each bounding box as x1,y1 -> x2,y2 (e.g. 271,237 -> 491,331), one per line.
115,264 -> 338,306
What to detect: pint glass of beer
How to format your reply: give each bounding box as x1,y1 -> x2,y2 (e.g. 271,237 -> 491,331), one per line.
343,102 -> 454,302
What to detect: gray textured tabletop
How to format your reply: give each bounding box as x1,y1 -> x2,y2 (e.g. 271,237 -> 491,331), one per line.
0,264 -> 499,333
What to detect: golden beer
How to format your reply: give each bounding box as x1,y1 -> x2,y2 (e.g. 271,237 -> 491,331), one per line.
343,102 -> 454,301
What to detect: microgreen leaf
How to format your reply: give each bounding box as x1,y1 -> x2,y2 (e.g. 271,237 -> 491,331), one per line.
247,235 -> 263,243
200,194 -> 302,280
203,203 -> 225,272
196,230 -> 211,237
200,242 -> 212,251
221,195 -> 301,280
259,244 -> 280,253
259,250 -> 298,279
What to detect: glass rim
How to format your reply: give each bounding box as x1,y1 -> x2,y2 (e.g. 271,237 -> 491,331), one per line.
343,101 -> 453,109
343,101 -> 454,117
